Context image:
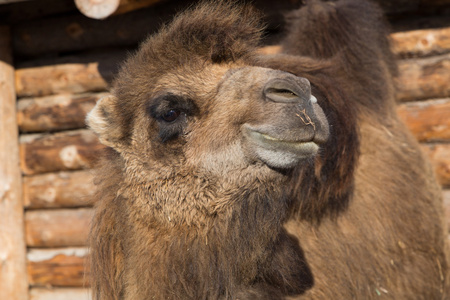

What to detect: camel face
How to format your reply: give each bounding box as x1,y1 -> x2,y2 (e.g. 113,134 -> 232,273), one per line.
187,66 -> 329,172
230,67 -> 329,169
89,64 -> 329,176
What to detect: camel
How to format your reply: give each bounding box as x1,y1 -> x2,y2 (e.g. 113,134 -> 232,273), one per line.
86,0 -> 450,298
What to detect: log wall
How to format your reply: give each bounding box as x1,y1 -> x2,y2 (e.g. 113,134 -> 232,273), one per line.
0,0 -> 449,299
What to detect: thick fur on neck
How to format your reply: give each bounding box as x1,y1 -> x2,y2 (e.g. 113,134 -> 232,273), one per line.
122,192 -> 313,299
89,149 -> 313,299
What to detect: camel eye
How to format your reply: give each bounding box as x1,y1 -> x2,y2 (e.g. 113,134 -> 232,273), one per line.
162,109 -> 181,122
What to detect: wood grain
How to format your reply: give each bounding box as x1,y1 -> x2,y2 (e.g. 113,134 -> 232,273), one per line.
30,287 -> 90,300
422,143 -> 450,187
23,170 -> 95,209
396,53 -> 450,101
17,92 -> 107,132
0,26 -> 28,300
397,98 -> 450,142
19,129 -> 106,175
25,208 -> 93,247
27,247 -> 89,287
391,27 -> 450,58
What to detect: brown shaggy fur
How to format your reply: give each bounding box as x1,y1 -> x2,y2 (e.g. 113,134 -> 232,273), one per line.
87,0 -> 450,299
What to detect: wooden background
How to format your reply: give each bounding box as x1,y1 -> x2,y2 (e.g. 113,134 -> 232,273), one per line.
0,0 -> 449,299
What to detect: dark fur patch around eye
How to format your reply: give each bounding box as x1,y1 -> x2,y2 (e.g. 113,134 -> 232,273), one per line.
147,93 -> 197,142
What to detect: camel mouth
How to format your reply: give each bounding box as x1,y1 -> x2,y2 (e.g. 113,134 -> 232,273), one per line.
243,126 -> 319,169
250,130 -> 319,154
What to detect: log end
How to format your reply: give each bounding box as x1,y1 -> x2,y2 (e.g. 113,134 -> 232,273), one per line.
75,0 -> 120,20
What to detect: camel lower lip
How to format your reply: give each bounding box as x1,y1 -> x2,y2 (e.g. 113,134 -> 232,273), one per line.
257,132 -> 317,149
245,128 -> 319,157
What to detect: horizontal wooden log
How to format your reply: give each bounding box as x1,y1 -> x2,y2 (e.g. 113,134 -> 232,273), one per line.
17,92 -> 108,132
378,0 -> 450,14
396,53 -> 450,102
397,98 -> 450,142
30,287 -> 90,300
14,50 -> 126,97
23,170 -> 95,209
27,247 -> 89,287
114,0 -> 163,16
12,1 -> 182,58
19,129 -> 106,175
15,61 -> 108,98
391,27 -> 450,58
0,0 -> 36,4
25,208 -> 93,247
422,143 -> 450,187
0,0 -> 76,25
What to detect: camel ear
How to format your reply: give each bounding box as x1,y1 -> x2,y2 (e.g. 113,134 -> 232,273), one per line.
86,95 -> 124,150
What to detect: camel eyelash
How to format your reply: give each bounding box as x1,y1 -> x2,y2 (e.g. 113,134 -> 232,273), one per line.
147,94 -> 196,142
147,94 -> 196,120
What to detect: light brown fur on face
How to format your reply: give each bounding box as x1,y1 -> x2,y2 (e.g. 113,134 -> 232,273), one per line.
87,0 -> 450,299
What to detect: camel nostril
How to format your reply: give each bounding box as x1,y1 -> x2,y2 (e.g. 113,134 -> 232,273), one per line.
264,78 -> 310,104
